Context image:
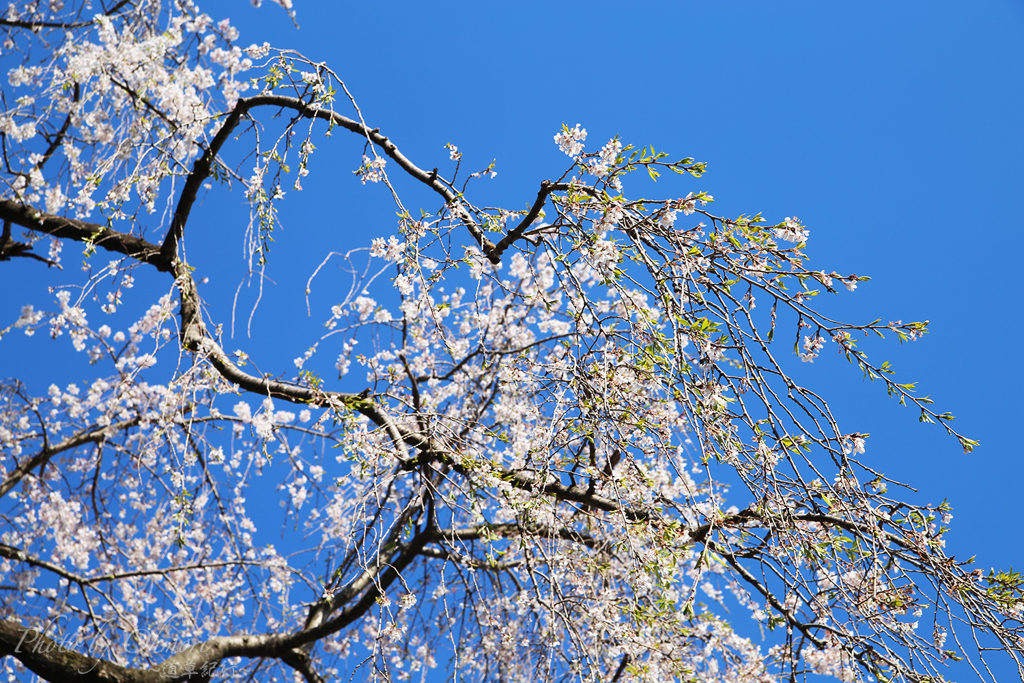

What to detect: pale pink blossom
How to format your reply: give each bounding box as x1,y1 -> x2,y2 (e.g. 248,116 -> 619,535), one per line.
554,123 -> 587,157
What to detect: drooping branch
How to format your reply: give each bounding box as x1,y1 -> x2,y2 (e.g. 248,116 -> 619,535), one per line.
0,197 -> 667,523
0,0 -> 132,30
0,543 -> 260,588
0,416 -> 140,498
180,95 -> 516,258
3,80 -> 1016,677
0,204 -> 976,571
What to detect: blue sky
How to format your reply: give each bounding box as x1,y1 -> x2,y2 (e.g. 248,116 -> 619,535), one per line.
2,0 -> 1022,678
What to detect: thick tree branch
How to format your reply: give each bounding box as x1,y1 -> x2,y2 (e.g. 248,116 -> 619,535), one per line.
0,619 -> 164,683
280,648 -> 325,683
198,95 -> 497,255
487,180 -> 569,264
0,525 -> 426,683
310,525 -> 431,639
0,217 -> 57,265
0,516 -> 425,683
160,98 -> 255,259
0,615 -> 296,683
0,200 -> 172,271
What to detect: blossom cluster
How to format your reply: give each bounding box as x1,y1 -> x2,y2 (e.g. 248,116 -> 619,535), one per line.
554,123 -> 587,157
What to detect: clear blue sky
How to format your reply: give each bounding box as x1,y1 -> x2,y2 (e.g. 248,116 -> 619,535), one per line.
2,0 -> 1022,679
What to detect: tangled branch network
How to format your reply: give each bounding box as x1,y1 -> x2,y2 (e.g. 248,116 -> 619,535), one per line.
0,2 -> 1019,682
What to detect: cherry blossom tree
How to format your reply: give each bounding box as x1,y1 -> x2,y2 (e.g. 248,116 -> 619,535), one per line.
0,2 -> 1021,682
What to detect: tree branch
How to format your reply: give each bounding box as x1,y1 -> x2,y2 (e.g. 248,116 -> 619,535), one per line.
197,95 -> 497,256
280,648 -> 325,683
0,0 -> 131,30
159,99 -> 256,259
432,520 -> 603,549
0,200 -> 172,271
0,416 -> 140,499
487,180 -> 568,264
